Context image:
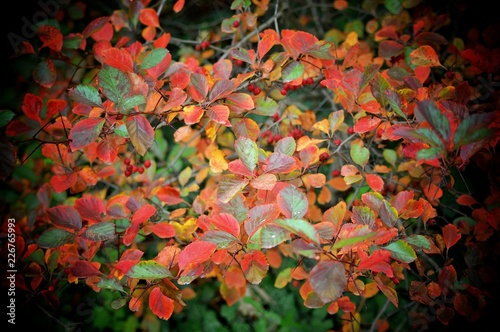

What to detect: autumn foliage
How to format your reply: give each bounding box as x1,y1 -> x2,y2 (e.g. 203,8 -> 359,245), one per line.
1,0 -> 499,330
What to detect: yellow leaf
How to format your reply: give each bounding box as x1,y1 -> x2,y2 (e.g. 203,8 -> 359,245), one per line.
209,149 -> 228,174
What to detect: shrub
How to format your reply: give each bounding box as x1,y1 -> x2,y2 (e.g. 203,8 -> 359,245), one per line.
1,0 -> 499,331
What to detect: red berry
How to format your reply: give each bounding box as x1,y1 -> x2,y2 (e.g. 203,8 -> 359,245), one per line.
116,113 -> 124,120
334,138 -> 342,146
347,127 -> 354,135
125,170 -> 132,177
233,20 -> 240,28
331,169 -> 341,177
428,219 -> 437,226
273,134 -> 282,142
195,44 -> 201,51
144,160 -> 151,168
319,152 -> 329,162
235,59 -> 244,66
131,165 -> 138,173
306,77 -> 314,85
280,88 -> 288,95
253,87 -> 261,95
267,135 -> 275,144
272,112 -> 280,121
292,280 -> 300,287
124,158 -> 131,165
302,78 -> 308,86
248,83 -> 255,92
201,41 -> 210,49
138,166 -> 144,174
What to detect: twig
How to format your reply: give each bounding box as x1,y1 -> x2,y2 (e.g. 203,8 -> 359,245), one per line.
220,8 -> 285,60
369,298 -> 390,332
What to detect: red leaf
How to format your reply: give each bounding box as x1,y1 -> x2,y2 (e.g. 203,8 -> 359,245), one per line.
207,104 -> 231,126
132,204 -> 156,224
147,223 -> 176,238
258,29 -> 280,60
91,22 -> 113,42
46,99 -> 67,119
163,87 -> 187,111
178,241 -> 217,271
365,173 -> 384,192
173,0 -> 185,13
69,260 -> 101,277
140,8 -> 160,27
156,186 -> 184,205
309,260 -> 347,303
146,51 -> 171,80
149,287 -> 174,320
187,73 -> 209,102
96,138 -> 119,164
50,172 -> 77,193
22,93 -> 43,123
102,47 -> 135,72
38,25 -> 63,51
354,116 -> 381,134
241,250 -> 269,284
442,224 -> 461,250
123,222 -> 141,246
289,30 -> 319,55
83,17 -> 110,38
225,93 -> 255,114
47,205 -> 82,230
75,196 -> 106,223
69,118 -> 106,150
263,152 -> 297,174
456,194 -> 479,206
357,249 -> 393,277
378,40 -> 404,60
228,160 -> 254,177
209,213 -> 240,238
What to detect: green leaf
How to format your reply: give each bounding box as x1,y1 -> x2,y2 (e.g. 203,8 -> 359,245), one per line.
372,73 -> 391,108
97,277 -> 125,293
332,232 -> 376,249
384,239 -> 417,263
416,147 -> 442,161
274,218 -> 320,245
140,48 -> 169,70
359,64 -> 380,92
37,228 -> 75,248
275,136 -> 296,155
126,260 -> 172,279
69,84 -> 102,107
277,185 -> 308,219
114,123 -> 129,137
235,137 -> 258,172
385,0 -> 403,14
98,66 -> 130,104
405,235 -> 431,250
249,225 -> 290,249
386,90 -> 407,119
0,110 -> 16,127
383,149 -> 397,167
199,230 -> 239,249
254,96 -> 278,116
454,113 -> 493,148
119,95 -> 146,112
282,61 -> 304,82
414,100 -> 450,142
350,141 -> 370,167
80,222 -> 116,242
412,128 -> 445,148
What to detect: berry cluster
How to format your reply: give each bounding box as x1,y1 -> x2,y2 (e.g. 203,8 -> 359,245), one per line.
195,40 -> 211,51
247,83 -> 262,95
280,77 -> 314,95
123,158 -> 151,177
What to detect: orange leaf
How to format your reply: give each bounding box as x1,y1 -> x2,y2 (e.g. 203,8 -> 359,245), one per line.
456,194 -> 479,206
410,45 -> 442,67
178,241 -> 217,270
442,224 -> 461,250
38,25 -> 63,51
132,204 -> 156,224
140,8 -> 159,27
365,173 -> 384,192
353,116 -> 381,134
102,47 -> 134,72
183,105 -> 204,124
173,0 -> 185,13
250,173 -> 277,190
149,287 -> 174,320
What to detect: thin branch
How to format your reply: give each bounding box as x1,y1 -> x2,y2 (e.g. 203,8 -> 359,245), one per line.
220,8 -> 285,60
